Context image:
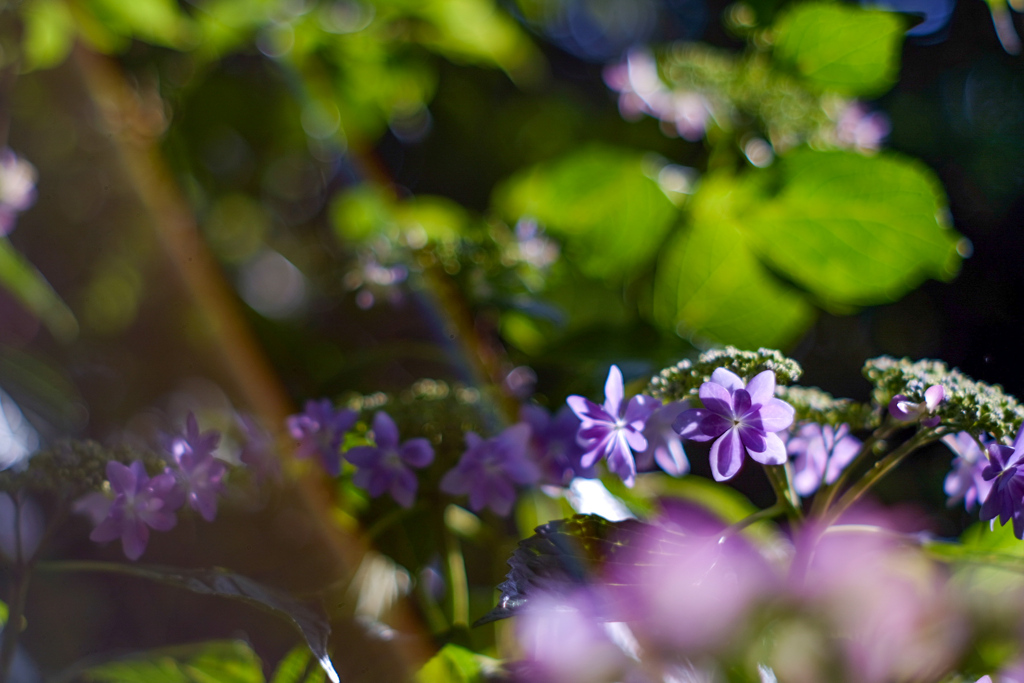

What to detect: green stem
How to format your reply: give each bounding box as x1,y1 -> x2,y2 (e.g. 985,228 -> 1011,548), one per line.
0,567 -> 28,683
443,527 -> 469,629
810,420 -> 897,518
722,502 -> 786,538
764,463 -> 803,523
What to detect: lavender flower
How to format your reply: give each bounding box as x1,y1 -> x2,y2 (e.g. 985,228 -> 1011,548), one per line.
835,102 -> 891,153
635,401 -> 690,476
980,426 -> 1024,539
787,423 -> 861,496
674,369 -> 795,482
82,461 -> 184,561
440,424 -> 539,516
888,385 -> 945,427
0,150 -> 36,236
286,399 -> 357,476
166,413 -> 226,522
345,411 -> 434,508
567,365 -> 660,487
520,405 -> 594,487
942,432 -> 992,511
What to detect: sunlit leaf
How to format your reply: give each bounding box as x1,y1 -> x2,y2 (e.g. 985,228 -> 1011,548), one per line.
416,644 -> 484,683
773,3 -> 905,96
271,647 -> 325,683
21,0 -> 77,71
82,640 -> 264,683
0,238 -> 78,342
493,145 -> 679,279
81,0 -> 195,48
331,184 -> 472,244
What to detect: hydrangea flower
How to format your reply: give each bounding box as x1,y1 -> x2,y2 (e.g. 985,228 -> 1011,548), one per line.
81,461 -> 184,561
980,427 -> 1024,539
286,399 -> 357,476
165,413 -> 226,522
787,423 -> 861,496
520,405 -> 594,487
635,401 -> 690,477
567,365 -> 660,487
674,369 -> 794,482
888,385 -> 945,427
440,424 -> 539,516
0,149 -> 37,236
942,432 -> 992,511
345,411 -> 434,508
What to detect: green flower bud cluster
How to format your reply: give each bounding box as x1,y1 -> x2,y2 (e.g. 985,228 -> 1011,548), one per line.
647,347 -> 803,402
864,356 -> 1024,441
775,385 -> 877,431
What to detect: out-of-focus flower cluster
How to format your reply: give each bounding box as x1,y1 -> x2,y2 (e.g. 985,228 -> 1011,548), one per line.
0,149 -> 37,236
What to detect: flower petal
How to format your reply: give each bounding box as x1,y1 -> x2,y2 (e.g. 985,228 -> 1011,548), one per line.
699,381 -> 734,418
673,409 -> 707,440
400,439 -> 435,468
709,430 -> 744,481
603,365 -> 625,417
107,461 -> 139,497
748,432 -> 788,466
345,445 -> 379,467
654,438 -> 689,477
372,412 -> 400,449
567,396 -> 613,424
745,371 -> 776,406
924,385 -> 945,411
757,398 -> 795,433
623,395 -> 659,429
710,368 -> 744,392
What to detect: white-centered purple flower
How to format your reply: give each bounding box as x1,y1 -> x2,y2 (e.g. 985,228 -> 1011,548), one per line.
787,423 -> 861,496
674,369 -> 795,482
0,149 -> 36,236
520,405 -> 594,487
980,426 -> 1024,539
635,401 -> 690,476
165,413 -> 226,522
286,399 -> 357,476
888,385 -> 945,428
567,365 -> 660,488
942,431 -> 993,511
345,411 -> 434,508
82,461 -> 184,561
440,424 -> 540,516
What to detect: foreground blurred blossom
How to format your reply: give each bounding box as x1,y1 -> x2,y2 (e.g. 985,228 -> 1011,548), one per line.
835,102 -> 891,152
635,401 -> 690,476
165,413 -> 226,522
567,365 -> 660,487
604,50 -> 710,141
942,431 -> 992,510
980,426 -> 1024,538
0,493 -> 44,563
888,384 -> 945,427
520,404 -> 594,487
0,150 -> 37,236
79,461 -> 184,561
675,369 -> 794,481
345,411 -> 434,508
787,423 -> 861,496
441,424 -> 539,516
287,399 -> 357,476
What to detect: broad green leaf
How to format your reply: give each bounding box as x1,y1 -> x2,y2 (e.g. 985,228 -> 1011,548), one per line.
271,647 -> 325,683
330,185 -> 471,244
493,146 -> 680,279
416,644 -> 484,683
83,640 -> 264,683
652,174 -> 814,349
0,238 -> 78,342
743,149 -> 962,308
21,0 -> 76,71
81,0 -> 195,48
773,3 -> 904,96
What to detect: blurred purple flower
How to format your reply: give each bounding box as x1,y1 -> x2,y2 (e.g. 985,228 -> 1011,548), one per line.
835,102 -> 891,152
521,404 -> 595,487
888,385 -> 945,427
567,365 -> 660,487
0,493 -> 44,563
635,401 -> 690,476
238,414 -> 281,482
674,369 -> 794,482
440,424 -> 539,516
981,426 -> 1024,539
0,150 -> 36,236
166,413 -> 226,522
345,411 -> 434,508
343,252 -> 408,310
286,399 -> 357,476
787,422 -> 861,496
942,431 -> 992,511
81,461 -> 184,561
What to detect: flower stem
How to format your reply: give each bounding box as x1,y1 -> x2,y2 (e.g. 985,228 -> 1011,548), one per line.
444,527 -> 469,630
723,502 -> 786,538
0,565 -> 29,683
764,463 -> 803,523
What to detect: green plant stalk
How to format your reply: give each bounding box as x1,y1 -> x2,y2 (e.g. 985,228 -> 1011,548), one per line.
724,502 -> 786,537
810,420 -> 898,518
765,463 -> 803,523
444,527 -> 470,630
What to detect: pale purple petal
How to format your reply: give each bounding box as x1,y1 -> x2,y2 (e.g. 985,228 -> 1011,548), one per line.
603,365 -> 625,417
107,461 -> 138,496
673,409 -> 705,439
709,429 -> 744,481
699,413 -> 731,439
745,370 -> 776,406
1013,424 -> 1024,453
748,432 -> 787,466
345,445 -> 379,467
710,368 -> 744,392
653,437 -> 689,476
372,412 -> 400,449
738,425 -> 766,452
90,516 -> 124,544
567,396 -> 613,425
924,385 -> 945,411
624,428 -> 648,453
825,434 -> 861,484
142,509 -> 178,532
699,381 -> 734,417
440,468 -> 468,496
888,395 -> 917,421
391,469 -> 417,509
757,398 -> 795,432
121,519 -> 150,562
400,439 -> 434,468
623,395 -> 659,429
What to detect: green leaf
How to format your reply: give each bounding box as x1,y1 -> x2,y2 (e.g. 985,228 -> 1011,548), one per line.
416,644 -> 484,683
271,647 -> 325,683
21,0 -> 76,71
0,238 -> 78,342
330,184 -> 471,244
652,174 -> 814,348
493,145 -> 680,280
80,0 -> 195,48
773,2 -> 905,96
743,149 -> 962,308
83,640 -> 264,683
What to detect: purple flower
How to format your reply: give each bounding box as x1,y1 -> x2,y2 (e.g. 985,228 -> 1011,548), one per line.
888,385 -> 945,427
166,413 -> 226,522
440,424 -> 540,516
674,369 -> 795,482
286,399 -> 357,476
82,461 -> 184,561
635,401 -> 690,476
942,432 -> 993,511
835,102 -> 891,152
787,423 -> 861,496
980,426 -> 1024,539
0,149 -> 36,236
520,405 -> 594,487
345,412 -> 434,508
566,365 -> 660,487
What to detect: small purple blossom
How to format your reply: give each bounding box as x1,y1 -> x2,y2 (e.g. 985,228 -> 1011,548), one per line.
286,399 -> 357,476
787,422 -> 861,496
0,149 -> 36,236
674,369 -> 795,482
166,413 -> 226,522
835,102 -> 891,153
888,385 -> 945,427
980,426 -> 1024,539
567,365 -> 660,487
345,411 -> 434,508
942,432 -> 993,511
440,424 -> 540,516
81,461 -> 184,561
520,404 -> 594,487
635,401 -> 690,476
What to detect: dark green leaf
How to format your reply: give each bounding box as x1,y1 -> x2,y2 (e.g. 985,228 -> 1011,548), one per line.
83,640 -> 263,683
